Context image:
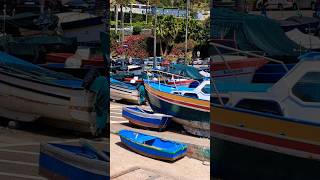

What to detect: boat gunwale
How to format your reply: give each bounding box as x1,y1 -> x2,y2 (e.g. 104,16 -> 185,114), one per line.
40,143 -> 109,175
0,66 -> 84,90
123,106 -> 173,118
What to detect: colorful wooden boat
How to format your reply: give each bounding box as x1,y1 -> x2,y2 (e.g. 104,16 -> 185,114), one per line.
211,52 -> 320,179
119,129 -> 187,161
110,78 -> 144,105
122,106 -> 172,130
0,52 -> 107,135
45,53 -> 104,67
144,78 -> 210,137
39,141 -> 109,180
211,55 -> 268,83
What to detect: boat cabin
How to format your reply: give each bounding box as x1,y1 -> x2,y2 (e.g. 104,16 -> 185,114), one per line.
171,79 -> 210,101
212,52 -> 320,123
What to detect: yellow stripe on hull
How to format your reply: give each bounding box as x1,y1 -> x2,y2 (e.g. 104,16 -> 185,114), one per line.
211,105 -> 320,144
145,83 -> 209,109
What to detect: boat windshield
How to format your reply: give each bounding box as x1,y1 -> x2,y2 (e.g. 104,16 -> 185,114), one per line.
292,72 -> 320,103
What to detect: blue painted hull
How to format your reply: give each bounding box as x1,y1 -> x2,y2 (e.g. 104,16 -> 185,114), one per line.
39,143 -> 109,180
122,106 -> 171,130
119,130 -> 187,161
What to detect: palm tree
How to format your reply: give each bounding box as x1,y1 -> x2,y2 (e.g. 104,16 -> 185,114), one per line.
157,16 -> 180,56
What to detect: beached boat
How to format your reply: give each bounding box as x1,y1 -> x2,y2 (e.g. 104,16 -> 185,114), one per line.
144,77 -> 210,137
39,141 -> 109,179
110,78 -> 144,105
122,106 -> 172,130
211,52 -> 320,179
45,47 -> 104,67
211,55 -> 268,83
0,52 -> 107,135
119,129 -> 187,161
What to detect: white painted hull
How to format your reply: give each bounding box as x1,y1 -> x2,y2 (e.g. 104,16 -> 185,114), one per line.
110,86 -> 140,104
0,71 -> 97,133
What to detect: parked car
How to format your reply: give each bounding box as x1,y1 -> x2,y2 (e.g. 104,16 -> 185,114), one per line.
256,0 -> 294,10
293,0 -> 315,10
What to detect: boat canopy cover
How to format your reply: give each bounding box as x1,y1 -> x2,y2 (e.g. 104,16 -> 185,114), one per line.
169,64 -> 203,80
211,8 -> 301,57
286,29 -> 320,50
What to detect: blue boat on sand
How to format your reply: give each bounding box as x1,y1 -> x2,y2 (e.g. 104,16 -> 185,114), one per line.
39,140 -> 109,180
122,106 -> 172,130
119,129 -> 187,161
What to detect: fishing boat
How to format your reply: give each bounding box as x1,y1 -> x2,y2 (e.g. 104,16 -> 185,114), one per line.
211,52 -> 320,179
122,106 -> 172,130
119,129 -> 187,161
0,52 -> 107,135
211,54 -> 268,83
144,75 -> 210,137
39,140 -> 109,179
45,47 -> 104,67
110,78 -> 145,105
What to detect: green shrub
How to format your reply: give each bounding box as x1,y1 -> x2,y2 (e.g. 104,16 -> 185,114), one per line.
133,26 -> 142,35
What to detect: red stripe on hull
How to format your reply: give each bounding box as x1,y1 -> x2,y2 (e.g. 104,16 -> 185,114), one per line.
45,53 -> 104,66
211,59 -> 268,71
212,123 -> 320,155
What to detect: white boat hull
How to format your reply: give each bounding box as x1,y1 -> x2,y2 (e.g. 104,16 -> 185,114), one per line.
0,71 -> 97,133
110,86 -> 140,104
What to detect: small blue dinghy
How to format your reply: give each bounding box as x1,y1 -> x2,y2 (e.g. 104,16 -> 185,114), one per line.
122,106 -> 172,130
119,129 -> 187,161
39,140 -> 109,180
